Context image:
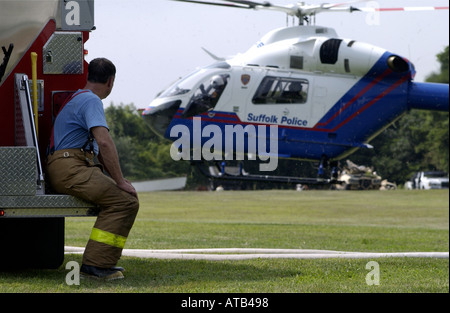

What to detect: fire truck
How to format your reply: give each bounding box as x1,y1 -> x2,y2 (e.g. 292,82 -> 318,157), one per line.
0,0 -> 97,269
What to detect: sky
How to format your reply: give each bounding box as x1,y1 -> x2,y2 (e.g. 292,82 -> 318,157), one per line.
84,0 -> 450,109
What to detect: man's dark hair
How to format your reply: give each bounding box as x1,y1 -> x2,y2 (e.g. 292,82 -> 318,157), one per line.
87,58 -> 116,83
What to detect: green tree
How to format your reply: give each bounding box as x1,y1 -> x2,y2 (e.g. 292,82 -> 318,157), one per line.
104,103 -> 189,181
426,46 -> 449,84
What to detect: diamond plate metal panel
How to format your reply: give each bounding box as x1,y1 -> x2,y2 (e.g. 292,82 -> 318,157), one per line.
43,32 -> 84,74
1,207 -> 97,218
0,195 -> 97,218
0,147 -> 36,196
0,194 -> 95,208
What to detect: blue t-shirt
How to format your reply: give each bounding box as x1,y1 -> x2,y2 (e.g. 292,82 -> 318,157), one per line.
53,89 -> 109,155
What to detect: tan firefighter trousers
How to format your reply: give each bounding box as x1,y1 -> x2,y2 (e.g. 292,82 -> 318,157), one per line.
46,149 -> 139,268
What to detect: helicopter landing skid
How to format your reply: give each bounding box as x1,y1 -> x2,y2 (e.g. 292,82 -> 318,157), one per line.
192,161 -> 342,186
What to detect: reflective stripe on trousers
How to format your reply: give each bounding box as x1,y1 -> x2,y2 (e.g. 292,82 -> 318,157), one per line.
90,227 -> 127,249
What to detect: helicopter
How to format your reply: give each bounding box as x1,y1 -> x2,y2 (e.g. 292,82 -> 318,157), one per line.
142,0 -> 449,185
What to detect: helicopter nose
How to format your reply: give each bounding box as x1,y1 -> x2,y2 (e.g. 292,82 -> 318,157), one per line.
142,100 -> 181,137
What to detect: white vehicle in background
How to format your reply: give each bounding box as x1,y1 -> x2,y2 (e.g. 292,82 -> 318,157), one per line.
406,171 -> 449,190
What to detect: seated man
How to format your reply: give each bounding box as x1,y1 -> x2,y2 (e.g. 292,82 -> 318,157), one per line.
279,81 -> 304,103
46,58 -> 139,281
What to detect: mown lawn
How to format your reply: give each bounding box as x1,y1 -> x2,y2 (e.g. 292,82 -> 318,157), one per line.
1,189 -> 448,294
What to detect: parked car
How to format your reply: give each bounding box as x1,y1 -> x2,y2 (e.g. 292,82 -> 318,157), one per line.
405,171 -> 449,190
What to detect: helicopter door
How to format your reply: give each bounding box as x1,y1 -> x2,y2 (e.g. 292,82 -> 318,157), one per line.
232,67 -> 266,119
248,74 -> 312,130
311,84 -> 328,126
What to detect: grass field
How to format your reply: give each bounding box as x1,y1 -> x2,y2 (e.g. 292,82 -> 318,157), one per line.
0,189 -> 448,294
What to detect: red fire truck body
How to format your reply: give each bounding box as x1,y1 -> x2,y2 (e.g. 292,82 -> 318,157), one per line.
1,0 -> 97,268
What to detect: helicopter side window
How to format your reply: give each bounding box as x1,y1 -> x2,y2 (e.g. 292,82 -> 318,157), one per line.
181,74 -> 230,118
252,77 -> 308,104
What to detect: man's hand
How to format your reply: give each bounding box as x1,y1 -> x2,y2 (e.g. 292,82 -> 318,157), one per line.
92,126 -> 138,199
117,179 -> 138,198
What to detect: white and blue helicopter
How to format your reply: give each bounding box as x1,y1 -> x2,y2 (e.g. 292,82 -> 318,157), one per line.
143,0 -> 449,185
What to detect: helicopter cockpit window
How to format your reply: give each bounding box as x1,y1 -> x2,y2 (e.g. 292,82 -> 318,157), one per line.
252,77 -> 308,104
158,69 -> 203,98
181,74 -> 230,118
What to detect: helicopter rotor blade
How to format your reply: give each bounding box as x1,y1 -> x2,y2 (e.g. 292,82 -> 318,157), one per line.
321,0 -> 369,9
222,1 -> 364,17
169,0 -> 253,9
223,0 -> 272,9
224,0 -> 296,14
358,6 -> 449,12
170,0 -> 300,16
169,1 -> 448,21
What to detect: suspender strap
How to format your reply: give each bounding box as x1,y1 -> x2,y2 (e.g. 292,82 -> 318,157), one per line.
48,90 -> 90,155
81,131 -> 95,154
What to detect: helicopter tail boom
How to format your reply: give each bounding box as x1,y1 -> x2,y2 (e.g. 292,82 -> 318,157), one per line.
408,82 -> 449,112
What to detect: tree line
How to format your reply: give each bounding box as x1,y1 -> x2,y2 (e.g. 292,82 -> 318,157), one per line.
106,46 -> 449,188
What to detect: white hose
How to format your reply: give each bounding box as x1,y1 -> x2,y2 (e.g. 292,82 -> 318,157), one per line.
65,246 -> 449,260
